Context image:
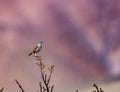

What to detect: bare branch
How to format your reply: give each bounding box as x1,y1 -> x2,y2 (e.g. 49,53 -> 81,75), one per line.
0,87 -> 4,92
15,80 -> 25,92
35,55 -> 55,92
39,82 -> 43,92
50,85 -> 54,92
47,65 -> 55,85
93,83 -> 104,92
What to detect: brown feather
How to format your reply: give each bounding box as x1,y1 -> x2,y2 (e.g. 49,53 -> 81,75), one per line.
32,45 -> 38,53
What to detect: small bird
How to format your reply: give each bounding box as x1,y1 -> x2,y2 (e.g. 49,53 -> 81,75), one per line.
28,41 -> 43,56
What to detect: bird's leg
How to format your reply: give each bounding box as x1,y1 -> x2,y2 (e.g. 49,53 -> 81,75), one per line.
34,54 -> 42,59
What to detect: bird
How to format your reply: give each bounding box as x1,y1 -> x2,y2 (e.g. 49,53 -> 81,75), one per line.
28,41 -> 43,56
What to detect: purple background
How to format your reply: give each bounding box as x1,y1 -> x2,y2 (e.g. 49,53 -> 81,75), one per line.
0,0 -> 120,92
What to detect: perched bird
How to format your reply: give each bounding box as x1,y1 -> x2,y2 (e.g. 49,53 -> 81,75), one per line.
28,41 -> 43,56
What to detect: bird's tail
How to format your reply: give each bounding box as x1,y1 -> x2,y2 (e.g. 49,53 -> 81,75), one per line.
28,52 -> 33,56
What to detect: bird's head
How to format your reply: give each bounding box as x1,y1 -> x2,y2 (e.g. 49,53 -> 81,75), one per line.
38,41 -> 43,45
37,41 -> 43,47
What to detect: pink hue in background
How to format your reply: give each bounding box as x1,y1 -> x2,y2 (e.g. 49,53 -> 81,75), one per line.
0,0 -> 120,92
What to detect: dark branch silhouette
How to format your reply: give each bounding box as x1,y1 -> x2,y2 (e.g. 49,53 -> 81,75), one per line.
15,80 -> 25,92
36,55 -> 55,92
0,87 -> 4,92
93,83 -> 104,92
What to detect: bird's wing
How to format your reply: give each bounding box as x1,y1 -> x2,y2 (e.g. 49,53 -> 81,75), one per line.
32,45 -> 38,53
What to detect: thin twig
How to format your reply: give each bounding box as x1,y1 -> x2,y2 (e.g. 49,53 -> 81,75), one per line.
93,83 -> 104,92
50,85 -> 54,92
0,87 -> 4,92
35,55 -> 55,92
39,82 -> 43,92
15,80 -> 25,92
93,83 -> 99,92
47,71 -> 52,85
47,65 -> 55,85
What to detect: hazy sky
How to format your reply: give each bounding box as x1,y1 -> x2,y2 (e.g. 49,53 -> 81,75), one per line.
0,0 -> 120,92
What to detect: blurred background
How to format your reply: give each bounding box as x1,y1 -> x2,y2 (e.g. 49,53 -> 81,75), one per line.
0,0 -> 120,92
